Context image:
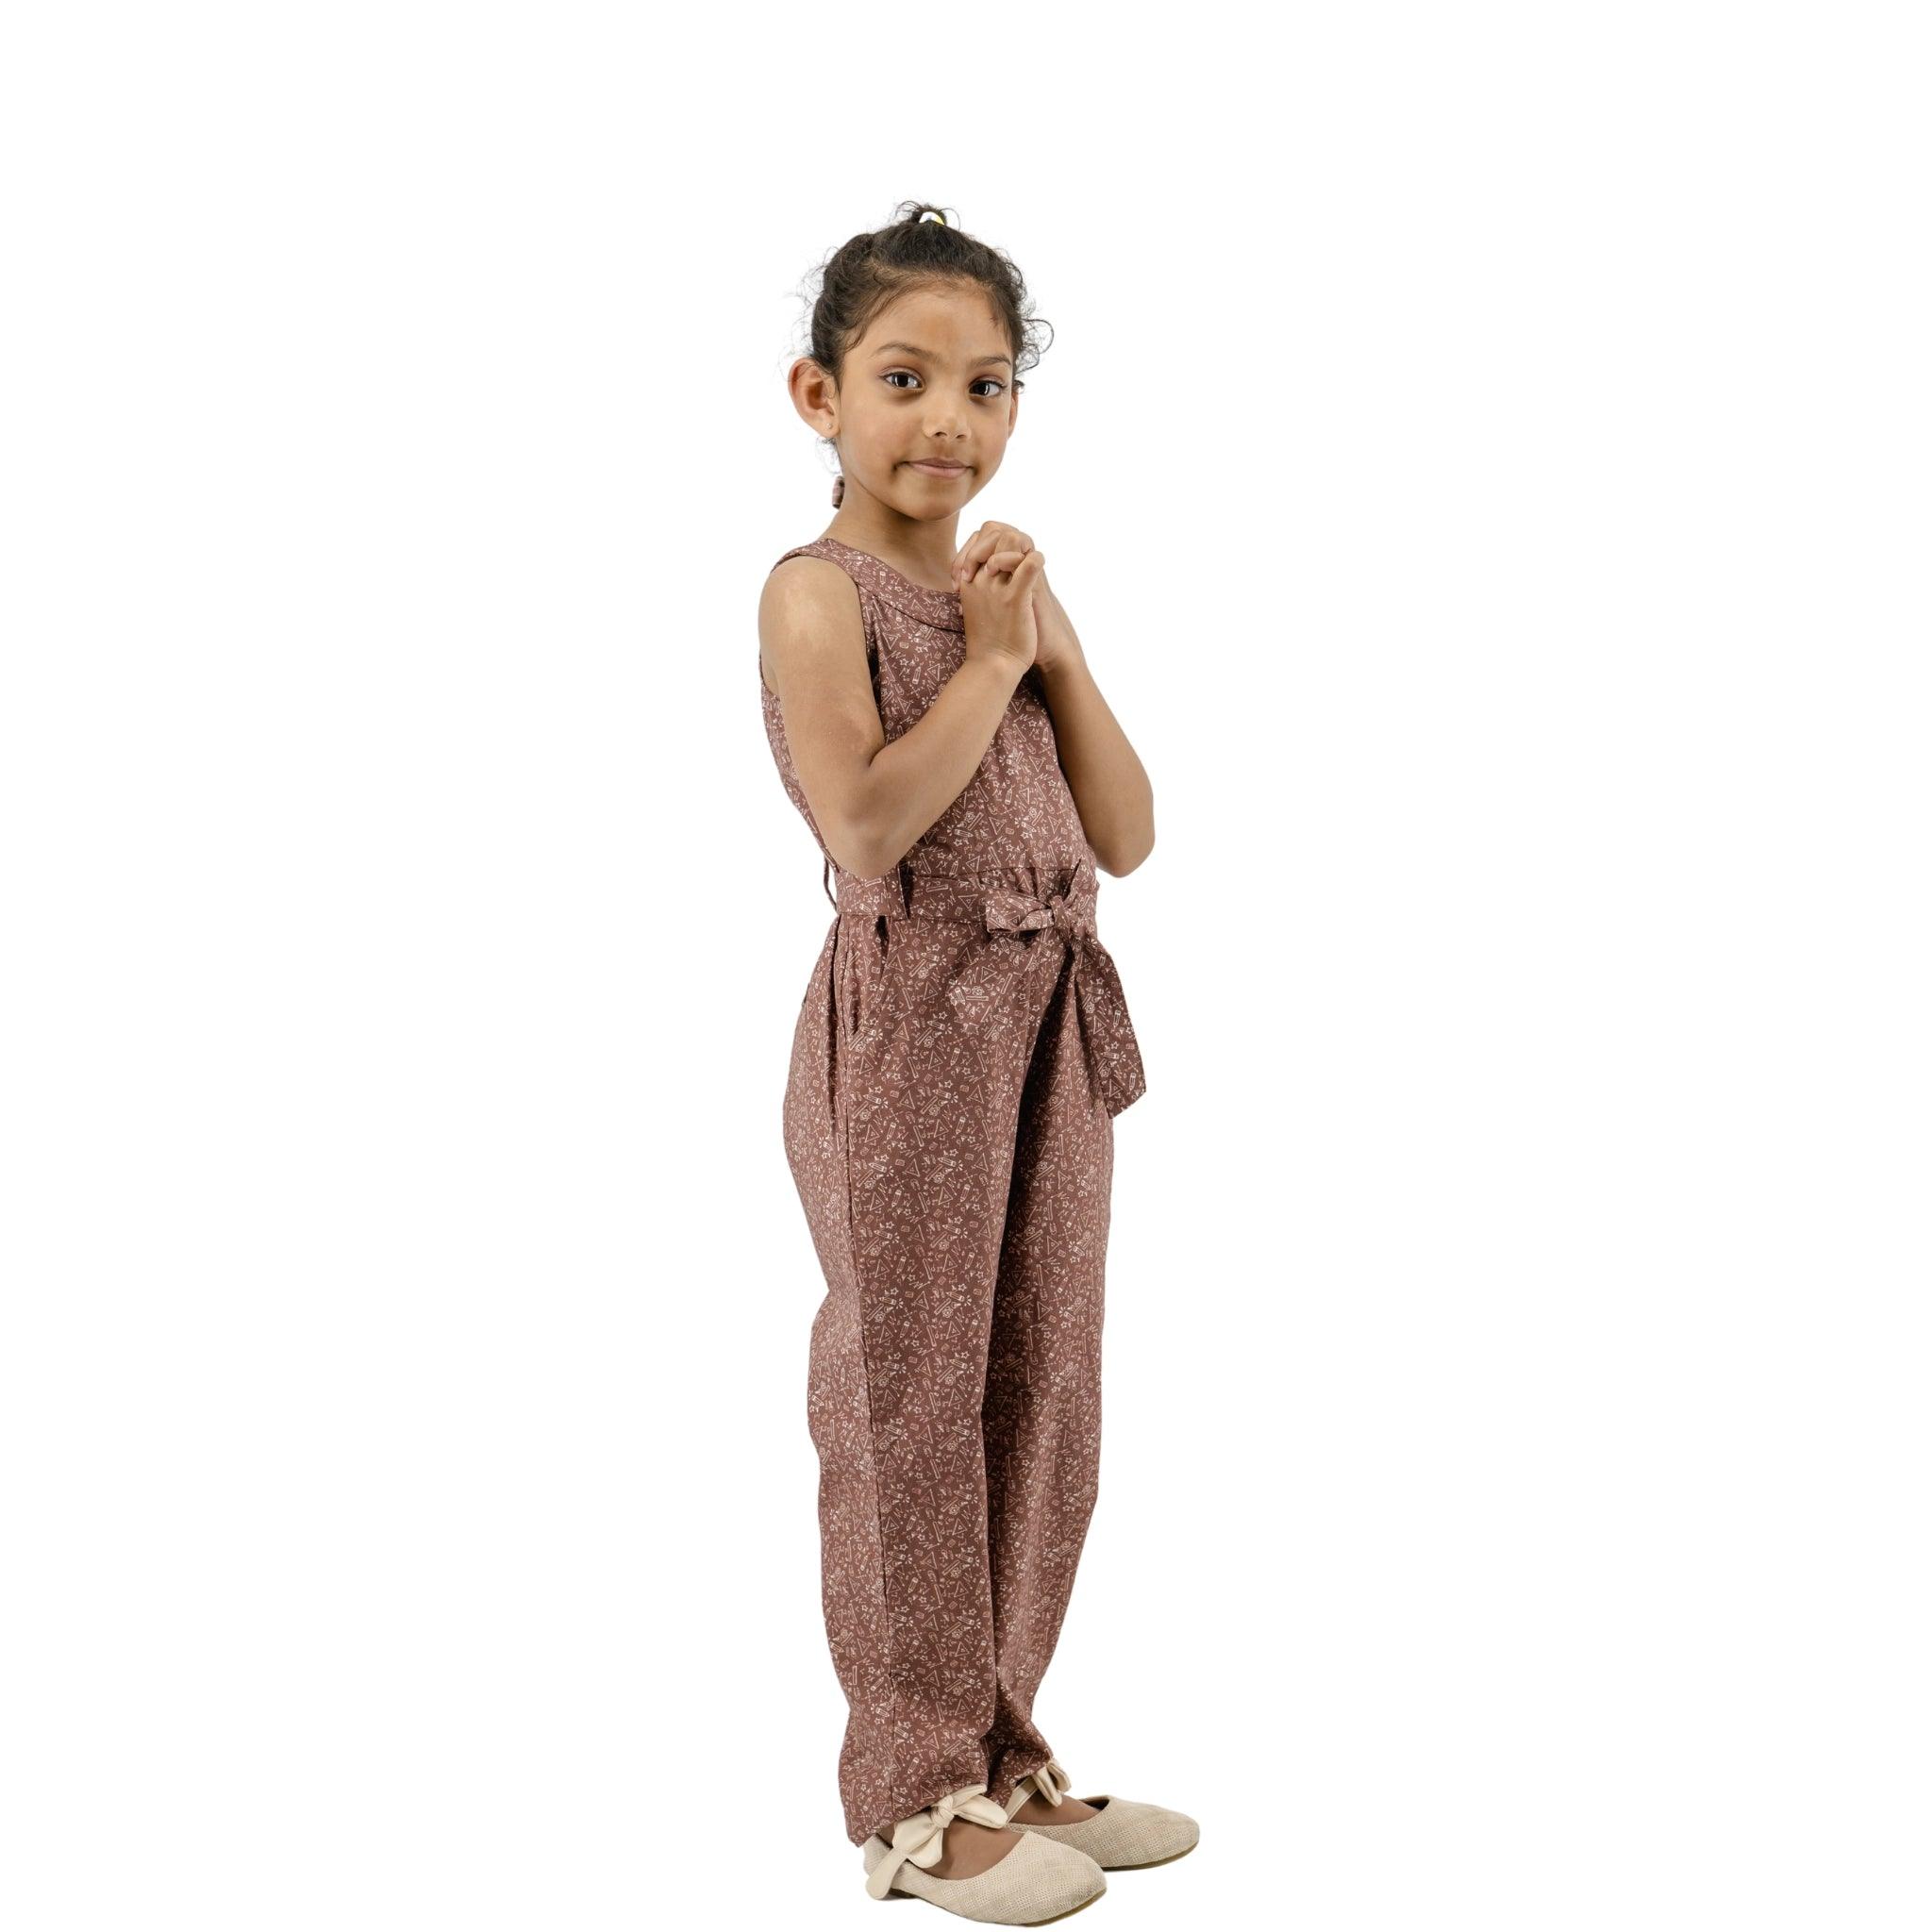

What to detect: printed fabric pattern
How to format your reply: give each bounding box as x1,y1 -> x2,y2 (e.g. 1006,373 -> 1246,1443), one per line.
762,534 -> 1147,1846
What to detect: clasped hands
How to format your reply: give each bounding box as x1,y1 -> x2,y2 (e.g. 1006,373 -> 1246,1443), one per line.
950,521 -> 1081,677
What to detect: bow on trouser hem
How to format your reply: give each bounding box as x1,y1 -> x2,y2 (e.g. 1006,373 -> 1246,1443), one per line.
1002,1754 -> 1073,1817
865,1784 -> 1012,1898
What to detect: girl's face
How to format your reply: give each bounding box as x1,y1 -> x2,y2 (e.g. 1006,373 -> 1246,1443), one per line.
801,284 -> 1019,521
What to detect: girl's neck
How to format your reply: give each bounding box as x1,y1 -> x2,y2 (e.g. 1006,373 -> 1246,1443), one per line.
822,511 -> 960,594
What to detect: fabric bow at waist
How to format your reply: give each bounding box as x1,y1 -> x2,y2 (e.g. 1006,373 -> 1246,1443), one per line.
849,854 -> 1145,1119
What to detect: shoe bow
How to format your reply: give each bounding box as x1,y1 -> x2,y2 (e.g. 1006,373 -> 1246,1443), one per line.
1005,1755 -> 1073,1816
865,1783 -> 1010,1899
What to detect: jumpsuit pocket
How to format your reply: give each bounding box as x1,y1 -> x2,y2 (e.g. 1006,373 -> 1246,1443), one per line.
841,914 -> 891,1041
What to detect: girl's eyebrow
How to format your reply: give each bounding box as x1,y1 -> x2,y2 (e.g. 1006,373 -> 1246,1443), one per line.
873,341 -> 1014,370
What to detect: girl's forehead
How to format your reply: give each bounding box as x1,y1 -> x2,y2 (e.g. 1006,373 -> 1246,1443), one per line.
861,286 -> 1005,348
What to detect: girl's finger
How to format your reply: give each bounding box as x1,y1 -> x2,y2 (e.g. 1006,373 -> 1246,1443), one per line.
954,527 -> 991,578
955,525 -> 1026,586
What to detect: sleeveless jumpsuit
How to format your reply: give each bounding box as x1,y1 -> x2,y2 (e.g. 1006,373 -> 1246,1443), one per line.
761,535 -> 1149,1848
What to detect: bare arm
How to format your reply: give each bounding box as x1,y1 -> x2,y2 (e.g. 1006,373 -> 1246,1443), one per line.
1031,576 -> 1156,875
759,558 -> 1023,878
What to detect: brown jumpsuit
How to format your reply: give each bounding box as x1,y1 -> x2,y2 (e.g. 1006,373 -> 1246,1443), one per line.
761,536 -> 1148,1850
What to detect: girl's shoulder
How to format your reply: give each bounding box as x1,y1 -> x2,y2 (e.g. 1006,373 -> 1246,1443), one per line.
762,539 -> 872,621
772,535 -> 965,633
767,535 -> 840,575
759,541 -> 877,697
764,537 -> 873,615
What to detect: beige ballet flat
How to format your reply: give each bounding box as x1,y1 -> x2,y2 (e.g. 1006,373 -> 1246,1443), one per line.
1002,1757 -> 1200,1870
861,1782 -> 1107,1924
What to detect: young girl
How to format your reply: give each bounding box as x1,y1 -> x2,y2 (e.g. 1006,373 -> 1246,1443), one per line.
758,202 -> 1199,1924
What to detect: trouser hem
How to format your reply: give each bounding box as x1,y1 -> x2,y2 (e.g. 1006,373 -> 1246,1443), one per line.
850,1756 -> 998,1849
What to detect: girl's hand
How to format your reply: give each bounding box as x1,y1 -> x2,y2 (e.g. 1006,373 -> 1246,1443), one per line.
958,545 -> 1043,675
950,521 -> 1035,591
952,522 -> 1075,676
1027,567 -> 1084,679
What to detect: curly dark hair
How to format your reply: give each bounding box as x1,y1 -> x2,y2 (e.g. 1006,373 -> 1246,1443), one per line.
792,201 -> 1052,458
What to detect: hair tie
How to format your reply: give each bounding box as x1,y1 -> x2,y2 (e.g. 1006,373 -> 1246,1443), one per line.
919,210 -> 946,225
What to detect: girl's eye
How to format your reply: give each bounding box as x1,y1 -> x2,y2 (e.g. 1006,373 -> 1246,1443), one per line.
883,371 -> 1006,398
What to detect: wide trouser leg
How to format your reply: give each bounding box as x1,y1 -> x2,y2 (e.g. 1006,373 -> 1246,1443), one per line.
978,962 -> 1114,1808
785,910 -> 1041,1847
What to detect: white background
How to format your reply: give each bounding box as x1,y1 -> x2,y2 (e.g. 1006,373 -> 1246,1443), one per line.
4,4 -> 1927,1927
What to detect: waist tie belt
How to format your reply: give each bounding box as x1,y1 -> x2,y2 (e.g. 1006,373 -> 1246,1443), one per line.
833,852 -> 1147,1119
